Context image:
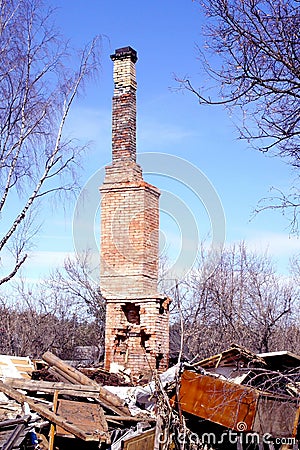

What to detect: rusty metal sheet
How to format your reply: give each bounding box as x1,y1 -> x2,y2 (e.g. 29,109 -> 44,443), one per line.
177,371 -> 259,431
56,399 -> 109,442
123,428 -> 155,450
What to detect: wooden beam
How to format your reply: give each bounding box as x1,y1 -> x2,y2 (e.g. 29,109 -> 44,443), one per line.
0,415 -> 30,428
49,366 -> 79,384
105,415 -> 155,422
48,390 -> 58,450
41,352 -> 131,416
5,378 -> 101,398
42,352 -> 97,386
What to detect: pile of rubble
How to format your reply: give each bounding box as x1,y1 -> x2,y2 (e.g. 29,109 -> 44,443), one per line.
0,345 -> 299,450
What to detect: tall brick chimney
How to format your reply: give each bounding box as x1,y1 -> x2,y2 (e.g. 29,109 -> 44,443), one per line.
111,47 -> 137,163
100,47 -> 170,376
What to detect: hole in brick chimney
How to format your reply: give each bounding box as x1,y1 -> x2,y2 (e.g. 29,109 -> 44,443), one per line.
114,333 -> 128,355
156,353 -> 164,369
140,329 -> 151,350
159,298 -> 169,314
122,303 -> 140,324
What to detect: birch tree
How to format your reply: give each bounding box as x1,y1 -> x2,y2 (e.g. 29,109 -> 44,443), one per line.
0,0 -> 100,284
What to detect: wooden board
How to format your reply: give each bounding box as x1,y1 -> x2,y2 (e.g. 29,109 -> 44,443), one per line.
123,428 -> 155,450
42,352 -> 130,416
5,378 -> 101,398
55,399 -> 109,441
0,355 -> 34,379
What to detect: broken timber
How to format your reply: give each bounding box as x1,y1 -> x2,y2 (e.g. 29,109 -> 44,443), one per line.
42,351 -> 130,416
0,381 -> 109,443
5,378 -> 104,398
0,415 -> 31,450
5,378 -> 148,422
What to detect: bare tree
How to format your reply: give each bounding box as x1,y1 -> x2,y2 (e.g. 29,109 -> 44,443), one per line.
0,0 -> 101,284
170,243 -> 297,360
181,0 -> 300,231
0,252 -> 104,358
0,287 -> 84,358
0,251 -> 105,359
46,251 -> 106,343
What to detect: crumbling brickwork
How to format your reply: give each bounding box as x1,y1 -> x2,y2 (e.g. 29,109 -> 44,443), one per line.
100,47 -> 170,375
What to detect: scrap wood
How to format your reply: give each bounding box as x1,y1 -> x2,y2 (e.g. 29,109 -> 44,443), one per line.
42,351 -> 99,386
5,378 -> 103,398
54,398 -> 109,441
0,415 -> 31,450
6,378 -> 139,425
0,381 -> 109,443
105,414 -> 155,422
0,398 -> 23,420
42,351 -> 131,416
48,389 -> 58,450
123,427 -> 156,450
0,416 -> 31,428
48,366 -> 76,384
193,344 -> 267,369
0,355 -> 34,380
36,432 -> 49,450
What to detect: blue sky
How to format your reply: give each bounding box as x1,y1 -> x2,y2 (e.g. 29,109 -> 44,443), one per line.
16,0 -> 300,282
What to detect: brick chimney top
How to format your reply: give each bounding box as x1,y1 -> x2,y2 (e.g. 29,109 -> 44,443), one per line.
110,46 -> 138,164
110,46 -> 138,63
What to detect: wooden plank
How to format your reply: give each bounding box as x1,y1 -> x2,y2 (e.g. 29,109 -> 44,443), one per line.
0,415 -> 31,450
0,416 -> 30,428
123,428 -> 155,450
48,389 -> 58,450
0,381 -> 108,442
5,378 -> 101,398
45,371 -> 130,416
1,424 -> 27,450
105,415 -> 155,422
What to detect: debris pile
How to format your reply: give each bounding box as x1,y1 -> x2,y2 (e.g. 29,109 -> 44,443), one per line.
0,345 -> 299,449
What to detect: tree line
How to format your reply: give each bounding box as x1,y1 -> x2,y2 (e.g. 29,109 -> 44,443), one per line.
169,242 -> 300,361
0,243 -> 299,361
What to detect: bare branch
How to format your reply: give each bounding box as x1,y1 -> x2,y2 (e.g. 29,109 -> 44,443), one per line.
182,0 -> 300,230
